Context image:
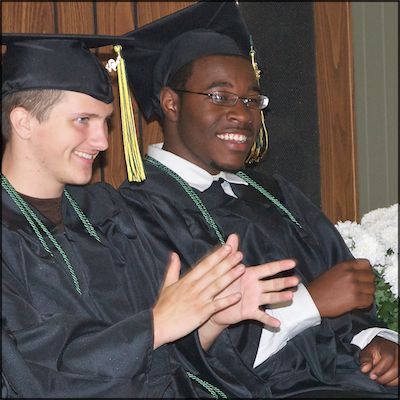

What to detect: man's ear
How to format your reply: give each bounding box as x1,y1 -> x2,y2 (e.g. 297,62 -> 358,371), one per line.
160,87 -> 180,122
9,107 -> 37,140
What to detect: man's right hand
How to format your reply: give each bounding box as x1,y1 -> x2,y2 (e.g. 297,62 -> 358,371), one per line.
307,259 -> 375,318
152,241 -> 245,349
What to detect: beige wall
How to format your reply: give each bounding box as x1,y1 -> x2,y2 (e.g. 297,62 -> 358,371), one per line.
351,2 -> 398,216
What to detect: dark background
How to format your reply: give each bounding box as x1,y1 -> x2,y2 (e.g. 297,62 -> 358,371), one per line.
240,2 -> 321,207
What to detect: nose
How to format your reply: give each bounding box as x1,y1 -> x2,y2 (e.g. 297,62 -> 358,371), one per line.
90,122 -> 109,151
226,100 -> 255,126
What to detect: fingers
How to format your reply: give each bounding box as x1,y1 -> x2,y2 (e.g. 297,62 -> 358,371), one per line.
360,360 -> 373,374
153,259 -> 244,348
352,258 -> 373,271
350,281 -> 375,309
257,275 -> 299,305
361,358 -> 399,386
225,233 -> 239,253
253,259 -> 297,279
384,376 -> 399,387
260,275 -> 300,292
369,354 -> 398,385
374,366 -> 399,386
359,338 -> 399,387
189,244 -> 237,280
189,249 -> 244,295
254,309 -> 281,328
351,260 -> 375,281
341,259 -> 375,305
355,281 -> 375,294
354,293 -> 375,309
354,270 -> 375,284
336,259 -> 375,283
202,263 -> 245,298
260,289 -> 295,306
162,252 -> 181,288
211,292 -> 242,314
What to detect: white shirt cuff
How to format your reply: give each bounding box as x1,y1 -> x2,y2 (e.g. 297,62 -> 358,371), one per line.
351,327 -> 399,349
268,283 -> 321,338
253,283 -> 321,367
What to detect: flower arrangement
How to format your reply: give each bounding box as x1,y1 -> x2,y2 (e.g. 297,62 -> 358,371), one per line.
335,204 -> 398,332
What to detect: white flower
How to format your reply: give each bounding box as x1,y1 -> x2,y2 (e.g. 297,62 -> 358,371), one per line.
335,221 -> 362,250
335,221 -> 386,266
361,204 -> 398,251
352,230 -> 386,266
381,225 -> 398,256
335,204 -> 399,298
361,204 -> 398,229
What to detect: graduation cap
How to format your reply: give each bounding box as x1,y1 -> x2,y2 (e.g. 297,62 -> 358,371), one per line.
1,33 -> 145,181
121,0 -> 268,164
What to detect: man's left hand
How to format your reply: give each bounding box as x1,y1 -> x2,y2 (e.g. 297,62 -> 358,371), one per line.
359,336 -> 399,387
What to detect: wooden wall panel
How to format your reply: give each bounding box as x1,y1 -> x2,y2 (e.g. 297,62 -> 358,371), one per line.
56,2 -> 94,33
1,2 -> 55,32
135,1 -> 195,25
314,2 -> 358,222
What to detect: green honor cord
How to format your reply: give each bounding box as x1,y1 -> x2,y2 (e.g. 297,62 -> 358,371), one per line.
1,174 -> 100,294
146,156 -> 302,247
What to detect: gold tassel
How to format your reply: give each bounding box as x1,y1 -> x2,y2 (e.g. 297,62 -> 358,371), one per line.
112,45 -> 145,182
245,36 -> 269,165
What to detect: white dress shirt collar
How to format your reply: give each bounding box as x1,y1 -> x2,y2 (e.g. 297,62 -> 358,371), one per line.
147,143 -> 248,192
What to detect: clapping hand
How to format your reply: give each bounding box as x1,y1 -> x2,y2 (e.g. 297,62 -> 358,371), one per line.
152,240 -> 245,349
199,234 -> 300,349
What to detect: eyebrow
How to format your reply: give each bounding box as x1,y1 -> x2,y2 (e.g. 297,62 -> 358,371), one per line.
70,111 -> 114,119
206,81 -> 261,93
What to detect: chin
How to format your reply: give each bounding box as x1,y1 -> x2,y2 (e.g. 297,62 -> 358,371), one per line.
68,174 -> 93,186
211,160 -> 244,173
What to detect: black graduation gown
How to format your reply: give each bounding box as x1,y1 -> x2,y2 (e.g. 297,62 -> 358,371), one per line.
119,164 -> 396,398
2,182 -> 266,398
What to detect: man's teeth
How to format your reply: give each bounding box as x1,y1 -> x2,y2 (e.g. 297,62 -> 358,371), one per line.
74,151 -> 96,160
217,133 -> 247,143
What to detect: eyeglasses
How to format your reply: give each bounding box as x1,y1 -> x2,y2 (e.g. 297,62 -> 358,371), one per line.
172,88 -> 269,110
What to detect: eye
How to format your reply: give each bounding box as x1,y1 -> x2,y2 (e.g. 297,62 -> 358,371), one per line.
213,92 -> 228,101
211,92 -> 234,105
76,116 -> 89,125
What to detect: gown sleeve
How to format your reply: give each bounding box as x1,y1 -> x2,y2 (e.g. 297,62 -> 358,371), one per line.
2,256 -> 173,398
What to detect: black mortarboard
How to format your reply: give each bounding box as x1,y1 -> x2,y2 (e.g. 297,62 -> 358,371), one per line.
121,1 -> 251,121
1,33 -> 136,103
2,33 -> 146,181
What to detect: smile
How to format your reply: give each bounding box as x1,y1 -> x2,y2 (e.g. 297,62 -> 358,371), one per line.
74,151 -> 98,160
216,133 -> 247,143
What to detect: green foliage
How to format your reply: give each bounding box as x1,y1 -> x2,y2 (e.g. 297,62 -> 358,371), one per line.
374,270 -> 398,332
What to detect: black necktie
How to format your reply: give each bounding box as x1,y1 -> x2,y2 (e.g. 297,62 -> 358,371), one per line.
197,178 -> 233,208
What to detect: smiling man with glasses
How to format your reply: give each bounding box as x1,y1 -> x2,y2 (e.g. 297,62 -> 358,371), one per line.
119,1 -> 398,398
